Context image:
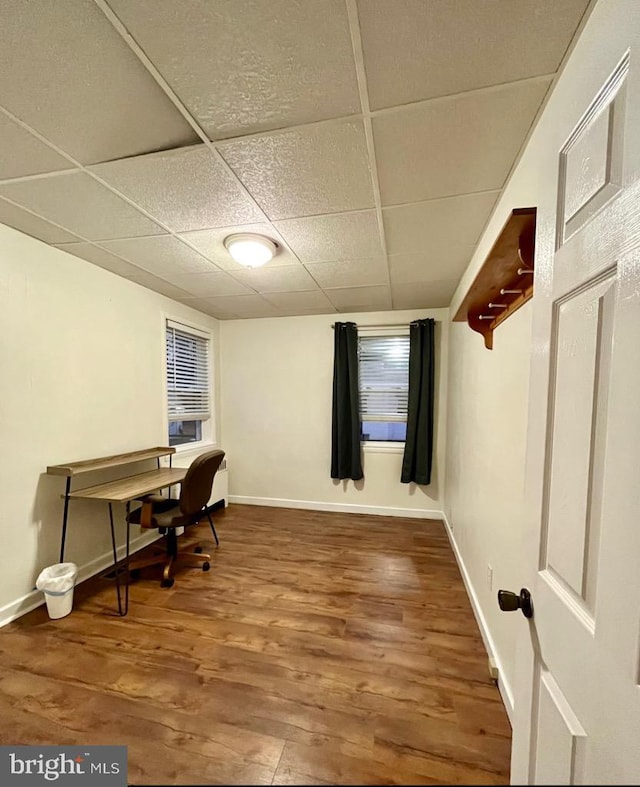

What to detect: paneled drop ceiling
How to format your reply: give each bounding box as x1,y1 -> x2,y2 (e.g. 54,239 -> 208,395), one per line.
0,0 -> 591,319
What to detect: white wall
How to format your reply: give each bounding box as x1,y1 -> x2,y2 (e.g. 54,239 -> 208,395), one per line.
445,0 -> 631,718
445,303 -> 532,715
220,309 -> 448,517
0,225 -> 219,623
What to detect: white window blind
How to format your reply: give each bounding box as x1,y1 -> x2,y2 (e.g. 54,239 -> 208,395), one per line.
166,320 -> 211,422
358,335 -> 410,422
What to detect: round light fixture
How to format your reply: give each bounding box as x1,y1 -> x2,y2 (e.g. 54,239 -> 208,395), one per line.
223,233 -> 277,268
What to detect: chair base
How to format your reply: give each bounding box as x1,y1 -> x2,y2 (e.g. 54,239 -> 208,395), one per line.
128,527 -> 213,587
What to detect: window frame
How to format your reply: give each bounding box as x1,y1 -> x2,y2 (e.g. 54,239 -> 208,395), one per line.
357,327 -> 409,453
162,313 -> 216,454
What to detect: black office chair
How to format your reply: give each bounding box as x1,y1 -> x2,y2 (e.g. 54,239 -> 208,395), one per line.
127,449 -> 225,587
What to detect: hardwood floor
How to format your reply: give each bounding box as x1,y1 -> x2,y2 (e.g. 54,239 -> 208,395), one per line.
0,505 -> 511,785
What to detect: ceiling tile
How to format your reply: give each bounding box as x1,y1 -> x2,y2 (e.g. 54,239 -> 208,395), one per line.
54,242 -> 145,278
219,120 -> 374,219
263,290 -> 335,314
0,172 -> 165,240
305,258 -> 388,289
167,271 -> 253,297
373,78 -> 551,204
275,211 -> 383,262
196,295 -> 281,319
388,249 -> 475,284
0,113 -> 72,180
0,0 -> 197,164
173,297 -> 237,319
230,265 -> 318,294
91,146 -> 263,232
392,279 -> 458,309
326,285 -> 392,312
180,223 -> 299,270
106,0 -> 360,139
358,0 -> 590,110
205,313 -> 237,320
126,271 -> 195,301
100,235 -> 220,277
383,191 -> 498,254
0,198 -> 79,244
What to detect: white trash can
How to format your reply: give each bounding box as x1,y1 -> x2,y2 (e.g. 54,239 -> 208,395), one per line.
35,562 -> 78,619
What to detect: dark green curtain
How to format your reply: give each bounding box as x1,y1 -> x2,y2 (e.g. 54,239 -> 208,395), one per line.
401,319 -> 435,485
331,322 -> 363,480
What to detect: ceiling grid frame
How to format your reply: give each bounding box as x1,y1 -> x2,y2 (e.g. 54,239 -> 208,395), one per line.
90,0 -> 328,300
369,72 -> 556,120
0,0 -> 594,318
344,0 -> 394,308
89,0 -> 511,312
0,104 -> 268,299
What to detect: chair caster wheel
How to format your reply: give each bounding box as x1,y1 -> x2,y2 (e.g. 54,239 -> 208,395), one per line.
202,561 -> 210,572
161,577 -> 175,588
194,546 -> 203,554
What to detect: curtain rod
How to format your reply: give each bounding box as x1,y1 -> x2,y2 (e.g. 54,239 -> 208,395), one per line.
330,321 -> 437,329
331,322 -> 406,329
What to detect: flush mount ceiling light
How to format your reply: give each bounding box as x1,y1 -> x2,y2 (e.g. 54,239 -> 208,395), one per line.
223,233 -> 278,268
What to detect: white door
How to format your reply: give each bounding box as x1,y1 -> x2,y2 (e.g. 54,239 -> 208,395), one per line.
510,27 -> 640,787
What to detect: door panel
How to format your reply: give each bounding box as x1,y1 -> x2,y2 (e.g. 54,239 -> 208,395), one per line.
543,272 -> 615,609
557,55 -> 627,245
533,666 -> 586,785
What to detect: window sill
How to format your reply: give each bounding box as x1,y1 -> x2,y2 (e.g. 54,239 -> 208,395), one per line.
363,442 -> 405,454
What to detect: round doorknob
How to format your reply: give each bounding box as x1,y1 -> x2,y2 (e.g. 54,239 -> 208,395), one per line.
497,588 -> 533,618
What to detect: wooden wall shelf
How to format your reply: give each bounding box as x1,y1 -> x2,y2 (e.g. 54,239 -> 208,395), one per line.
453,207 -> 537,349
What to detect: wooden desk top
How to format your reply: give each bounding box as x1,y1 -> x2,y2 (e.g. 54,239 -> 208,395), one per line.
68,467 -> 186,503
47,447 -> 176,477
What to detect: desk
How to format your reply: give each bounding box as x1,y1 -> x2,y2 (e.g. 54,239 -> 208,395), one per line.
47,448 -> 184,616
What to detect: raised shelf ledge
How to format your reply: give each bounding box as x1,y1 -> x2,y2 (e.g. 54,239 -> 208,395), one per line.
46,446 -> 176,477
453,207 -> 537,349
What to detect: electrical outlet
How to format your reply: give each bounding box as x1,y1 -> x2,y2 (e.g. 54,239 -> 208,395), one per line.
487,564 -> 493,591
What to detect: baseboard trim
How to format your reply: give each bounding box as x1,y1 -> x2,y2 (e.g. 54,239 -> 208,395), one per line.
228,495 -> 443,520
441,511 -> 515,724
206,498 -> 226,514
0,531 -> 160,628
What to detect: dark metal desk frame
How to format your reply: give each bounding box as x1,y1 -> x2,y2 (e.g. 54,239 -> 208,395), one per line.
46,448 -> 185,616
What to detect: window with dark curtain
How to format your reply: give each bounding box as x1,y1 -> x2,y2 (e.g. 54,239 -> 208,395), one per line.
401,318 -> 435,485
331,322 -> 363,480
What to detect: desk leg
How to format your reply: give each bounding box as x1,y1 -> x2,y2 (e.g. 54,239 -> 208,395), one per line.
108,503 -> 124,616
123,502 -> 131,617
108,503 -> 131,617
59,477 -> 71,563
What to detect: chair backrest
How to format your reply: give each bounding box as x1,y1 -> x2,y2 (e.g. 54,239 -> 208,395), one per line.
179,449 -> 225,517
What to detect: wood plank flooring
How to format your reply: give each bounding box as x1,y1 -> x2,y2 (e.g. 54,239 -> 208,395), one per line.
0,505 -> 511,785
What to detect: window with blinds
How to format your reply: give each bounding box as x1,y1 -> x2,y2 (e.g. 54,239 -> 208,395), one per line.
166,320 -> 211,447
358,335 -> 409,442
